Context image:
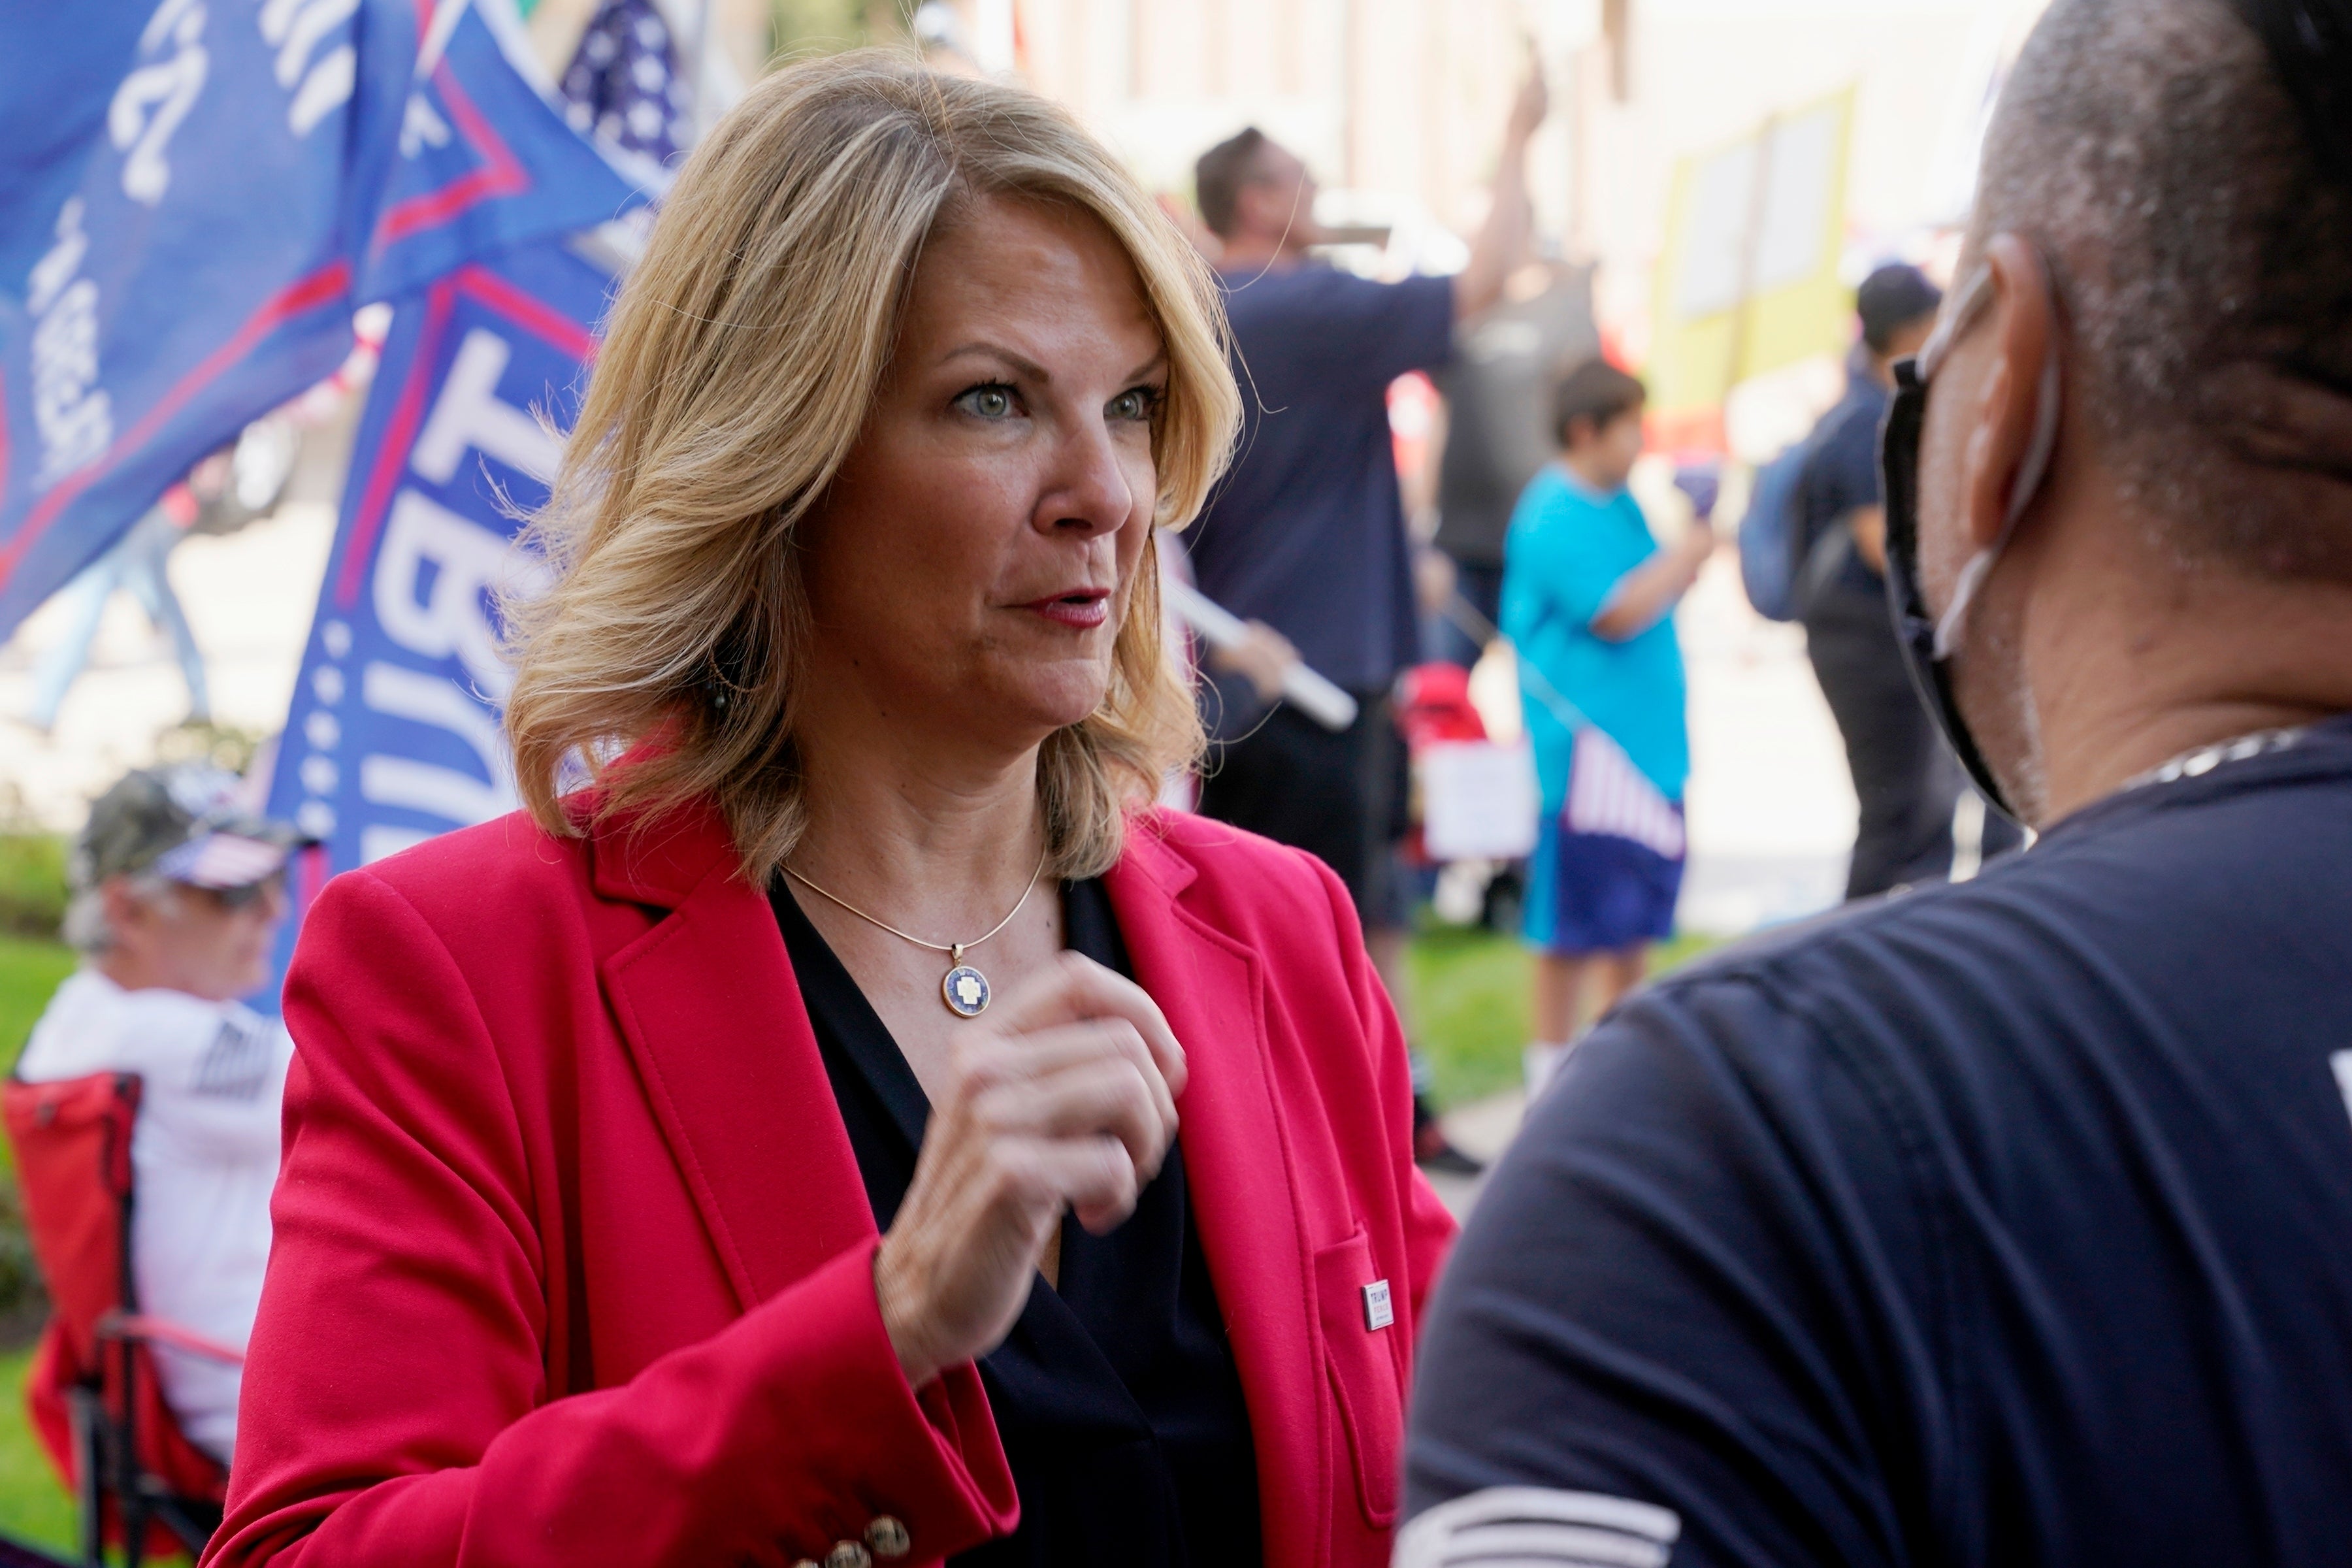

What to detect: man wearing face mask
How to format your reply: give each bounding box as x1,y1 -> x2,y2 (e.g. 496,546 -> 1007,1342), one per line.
1397,1 -> 2352,1564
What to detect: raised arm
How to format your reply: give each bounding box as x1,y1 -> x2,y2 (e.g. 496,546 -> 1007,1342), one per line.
1452,68 -> 1549,323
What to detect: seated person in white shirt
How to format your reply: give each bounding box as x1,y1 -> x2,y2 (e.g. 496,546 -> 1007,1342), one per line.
19,763 -> 304,1465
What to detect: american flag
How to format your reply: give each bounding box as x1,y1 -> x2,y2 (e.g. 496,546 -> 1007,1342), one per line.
560,0 -> 691,165
1566,724 -> 1686,861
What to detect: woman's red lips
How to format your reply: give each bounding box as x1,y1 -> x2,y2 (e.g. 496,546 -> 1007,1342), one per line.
1021,590 -> 1111,629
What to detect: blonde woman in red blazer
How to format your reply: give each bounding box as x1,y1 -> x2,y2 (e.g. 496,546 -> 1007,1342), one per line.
204,52 -> 1452,1568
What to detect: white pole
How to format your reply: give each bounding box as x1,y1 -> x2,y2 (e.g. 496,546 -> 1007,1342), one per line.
1163,580 -> 1361,732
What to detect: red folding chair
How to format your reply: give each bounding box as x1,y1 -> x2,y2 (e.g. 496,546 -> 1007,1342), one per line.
4,1073 -> 240,1566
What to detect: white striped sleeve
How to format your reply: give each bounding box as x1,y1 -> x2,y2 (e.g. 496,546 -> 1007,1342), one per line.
1395,1486 -> 1683,1568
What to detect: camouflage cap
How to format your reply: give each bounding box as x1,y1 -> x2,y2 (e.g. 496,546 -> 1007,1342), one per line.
70,764 -> 308,893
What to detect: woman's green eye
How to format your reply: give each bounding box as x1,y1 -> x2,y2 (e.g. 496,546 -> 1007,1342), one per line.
1110,388 -> 1158,421
959,385 -> 1016,419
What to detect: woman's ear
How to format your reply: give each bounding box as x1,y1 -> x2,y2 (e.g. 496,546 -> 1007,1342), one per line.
1959,233 -> 2059,555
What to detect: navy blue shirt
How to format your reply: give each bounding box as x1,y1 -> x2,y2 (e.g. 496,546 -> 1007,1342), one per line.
1794,365 -> 1890,605
1182,266 -> 1454,691
1405,716 -> 2352,1567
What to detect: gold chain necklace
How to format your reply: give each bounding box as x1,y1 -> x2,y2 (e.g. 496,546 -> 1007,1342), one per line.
782,847 -> 1051,1019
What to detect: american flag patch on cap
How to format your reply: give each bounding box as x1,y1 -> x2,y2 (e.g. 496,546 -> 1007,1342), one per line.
152,832 -> 293,890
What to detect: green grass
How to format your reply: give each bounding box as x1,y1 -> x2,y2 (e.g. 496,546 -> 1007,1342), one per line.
1407,926 -> 1718,1109
0,1345 -> 72,1555
0,939 -> 74,1185
0,939 -> 73,1058
0,941 -> 73,1556
0,835 -> 67,943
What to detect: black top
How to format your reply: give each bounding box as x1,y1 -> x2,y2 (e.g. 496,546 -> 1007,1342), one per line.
771,877 -> 1262,1568
1404,715 -> 2352,1566
1794,360 -> 1892,610
1184,266 -> 1454,690
1433,269 -> 1599,568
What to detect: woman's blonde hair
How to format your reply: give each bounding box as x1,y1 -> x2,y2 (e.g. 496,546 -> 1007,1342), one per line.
502,52 -> 1239,881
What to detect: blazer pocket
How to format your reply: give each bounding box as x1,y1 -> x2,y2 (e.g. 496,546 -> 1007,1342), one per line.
1313,1226 -> 1403,1529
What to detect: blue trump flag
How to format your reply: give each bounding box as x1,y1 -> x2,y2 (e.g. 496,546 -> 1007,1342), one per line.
261,237 -> 611,994
0,0 -> 643,642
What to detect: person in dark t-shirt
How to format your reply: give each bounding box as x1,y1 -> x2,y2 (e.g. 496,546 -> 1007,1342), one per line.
1431,263 -> 1601,666
1183,73 -> 1546,1170
1797,265 -> 2022,900
1403,1 -> 2352,1563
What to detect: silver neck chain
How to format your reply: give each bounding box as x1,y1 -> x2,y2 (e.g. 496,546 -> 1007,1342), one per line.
2123,725 -> 2315,794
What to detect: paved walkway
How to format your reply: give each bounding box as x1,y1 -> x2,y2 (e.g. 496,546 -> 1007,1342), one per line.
1,504 -> 336,825
1424,1088 -> 1527,1220
1676,549 -> 1855,935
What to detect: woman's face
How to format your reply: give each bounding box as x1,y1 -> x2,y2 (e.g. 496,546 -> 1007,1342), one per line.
798,195 -> 1168,753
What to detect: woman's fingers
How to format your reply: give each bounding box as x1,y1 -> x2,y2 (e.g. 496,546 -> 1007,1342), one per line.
968,1054 -> 1173,1184
988,953 -> 1188,1099
955,1019 -> 1177,1150
992,1134 -> 1141,1226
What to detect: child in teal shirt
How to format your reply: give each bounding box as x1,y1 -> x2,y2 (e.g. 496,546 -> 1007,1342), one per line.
1501,359 -> 1712,1090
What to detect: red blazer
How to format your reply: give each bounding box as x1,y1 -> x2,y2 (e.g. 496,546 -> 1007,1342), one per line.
202,802 -> 1455,1568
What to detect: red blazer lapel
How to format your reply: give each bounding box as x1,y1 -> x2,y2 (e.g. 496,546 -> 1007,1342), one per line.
593,803 -> 877,1311
1105,831 -> 1324,1567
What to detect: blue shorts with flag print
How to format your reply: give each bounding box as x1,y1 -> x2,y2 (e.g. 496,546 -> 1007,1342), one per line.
1523,810 -> 1686,956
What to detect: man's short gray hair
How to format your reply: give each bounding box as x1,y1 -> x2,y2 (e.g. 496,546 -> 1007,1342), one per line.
1971,0 -> 2352,580
62,875 -> 179,955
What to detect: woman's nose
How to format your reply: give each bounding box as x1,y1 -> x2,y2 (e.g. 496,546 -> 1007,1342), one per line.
1035,419 -> 1140,536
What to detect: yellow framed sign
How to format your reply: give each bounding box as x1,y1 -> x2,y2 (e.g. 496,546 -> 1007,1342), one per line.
1649,87 -> 1857,431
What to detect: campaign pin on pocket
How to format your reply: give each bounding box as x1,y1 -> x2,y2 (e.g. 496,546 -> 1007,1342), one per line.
1361,1278 -> 1394,1331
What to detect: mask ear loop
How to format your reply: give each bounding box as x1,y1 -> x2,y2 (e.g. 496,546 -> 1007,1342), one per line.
1931,264 -> 2064,660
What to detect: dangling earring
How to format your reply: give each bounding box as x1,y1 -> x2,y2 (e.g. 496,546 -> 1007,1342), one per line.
702,661 -> 735,715
702,627 -> 756,719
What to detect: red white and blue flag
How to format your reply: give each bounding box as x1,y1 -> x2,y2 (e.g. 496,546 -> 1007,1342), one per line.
1514,645 -> 1688,860
559,0 -> 692,166
1566,724 -> 1687,862
253,18 -> 659,1002
258,238 -> 612,1008
0,0 -> 645,642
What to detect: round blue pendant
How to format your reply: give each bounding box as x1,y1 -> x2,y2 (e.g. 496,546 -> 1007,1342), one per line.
942,964 -> 991,1018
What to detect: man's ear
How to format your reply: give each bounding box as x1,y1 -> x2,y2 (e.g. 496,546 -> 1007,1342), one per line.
1235,171 -> 1309,247
1230,180 -> 1275,242
99,877 -> 157,944
1960,233 -> 2059,554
